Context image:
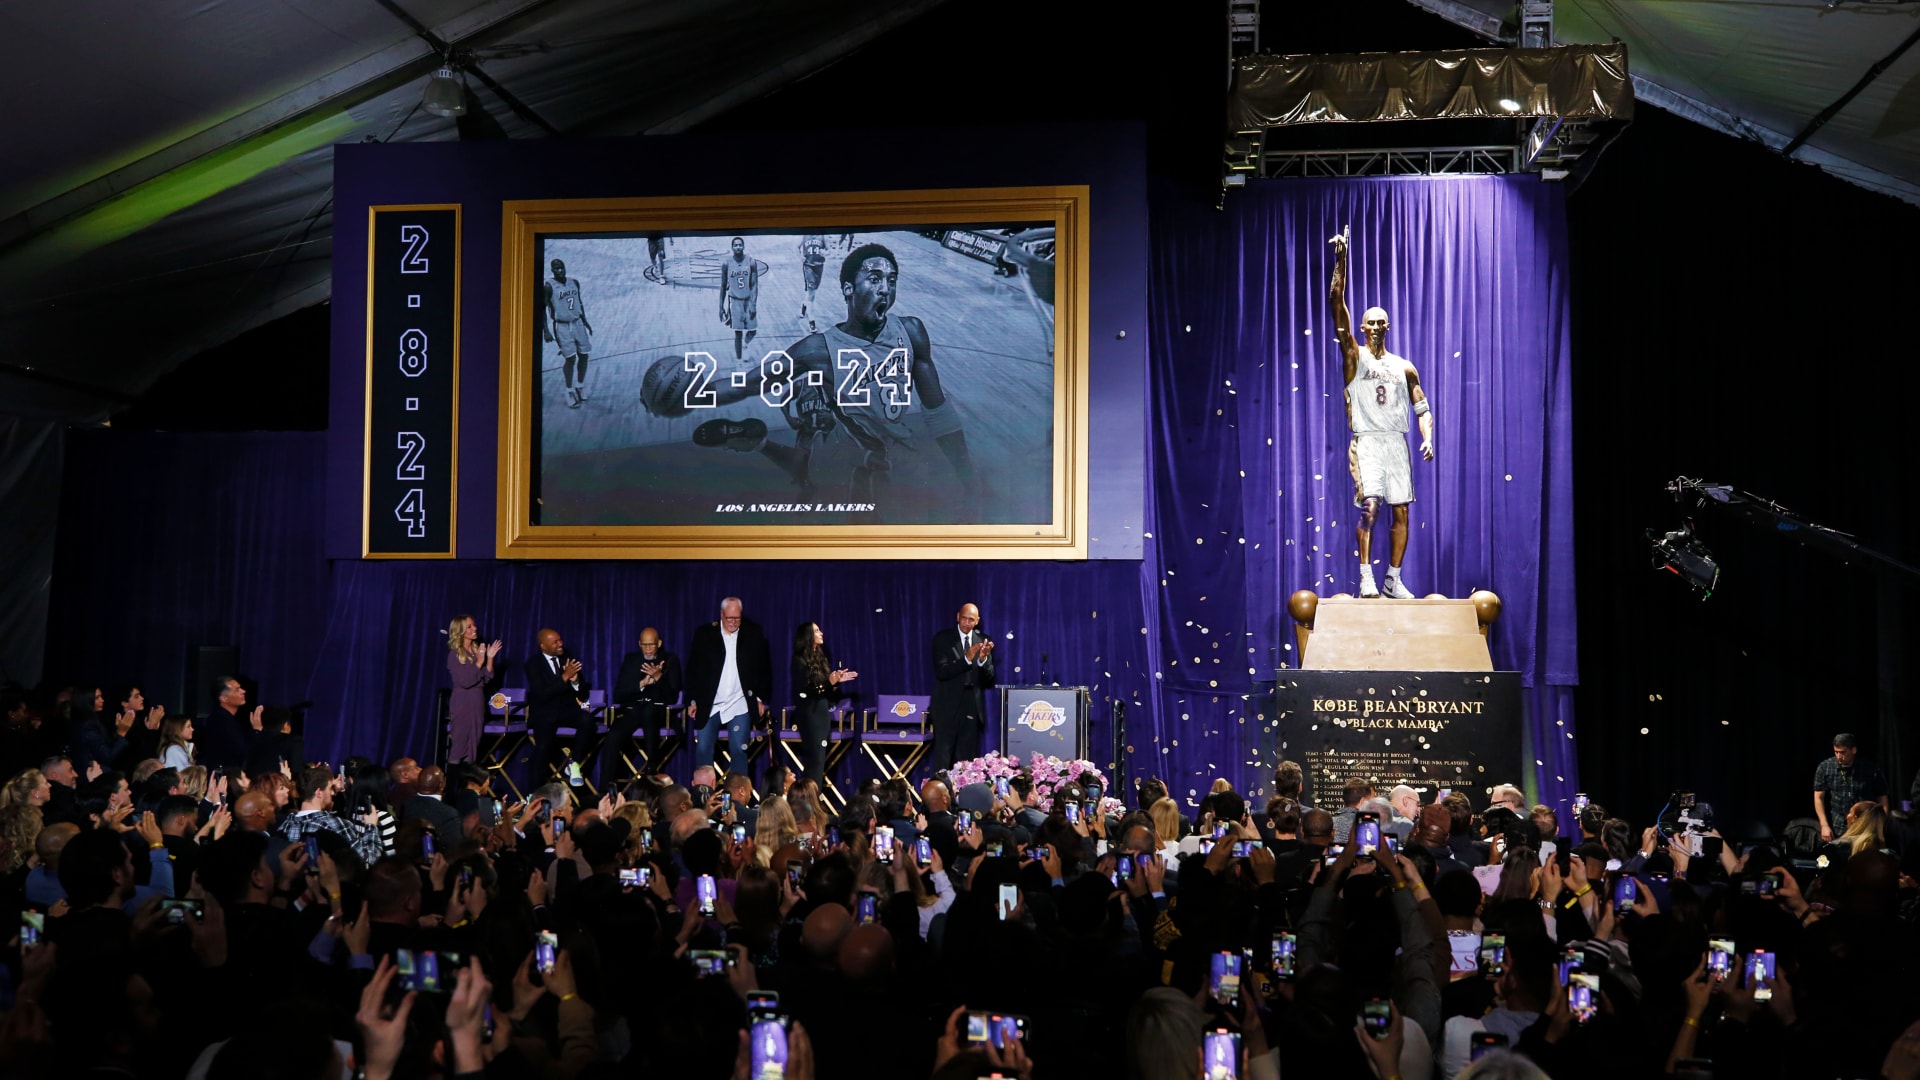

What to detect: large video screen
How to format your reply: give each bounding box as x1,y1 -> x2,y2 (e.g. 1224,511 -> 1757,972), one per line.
497,188 -> 1089,559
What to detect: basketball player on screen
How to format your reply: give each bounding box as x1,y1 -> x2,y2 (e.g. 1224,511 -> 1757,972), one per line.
543,258 -> 594,408
799,233 -> 828,332
720,236 -> 760,360
646,233 -> 668,283
690,242 -> 976,503
1329,225 -> 1434,599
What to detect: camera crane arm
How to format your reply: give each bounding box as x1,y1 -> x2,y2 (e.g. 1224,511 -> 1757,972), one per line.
1666,477 -> 1920,587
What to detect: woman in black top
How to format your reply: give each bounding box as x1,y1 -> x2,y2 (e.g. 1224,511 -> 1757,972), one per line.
789,622 -> 857,785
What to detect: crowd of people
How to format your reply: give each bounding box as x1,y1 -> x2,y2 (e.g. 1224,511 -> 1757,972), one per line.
2,680 -> 1918,1079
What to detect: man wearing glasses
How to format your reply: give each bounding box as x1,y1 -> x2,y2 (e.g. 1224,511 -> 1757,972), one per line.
685,598 -> 773,779
612,627 -> 682,783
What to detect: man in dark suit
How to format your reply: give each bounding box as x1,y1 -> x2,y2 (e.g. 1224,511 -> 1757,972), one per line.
1414,804 -> 1472,879
524,628 -> 592,786
1271,808 -> 1334,886
683,597 -> 773,780
930,602 -> 995,771
198,676 -> 263,772
611,627 -> 683,785
920,777 -> 960,865
400,765 -> 465,839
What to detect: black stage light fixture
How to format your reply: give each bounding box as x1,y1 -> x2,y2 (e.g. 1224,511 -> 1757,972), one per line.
1647,521 -> 1719,597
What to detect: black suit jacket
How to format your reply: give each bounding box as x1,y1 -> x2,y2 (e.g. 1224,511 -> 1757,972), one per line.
683,618 -> 774,719
400,793 -> 464,838
524,651 -> 590,730
614,649 -> 683,710
931,626 -> 995,726
195,707 -> 256,770
790,649 -> 846,708
163,833 -> 204,893
451,788 -> 498,831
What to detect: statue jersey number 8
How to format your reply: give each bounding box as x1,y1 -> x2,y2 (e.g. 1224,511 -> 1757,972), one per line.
1346,350 -> 1413,435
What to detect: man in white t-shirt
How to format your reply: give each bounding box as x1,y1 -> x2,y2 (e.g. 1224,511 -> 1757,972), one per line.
684,597 -> 774,779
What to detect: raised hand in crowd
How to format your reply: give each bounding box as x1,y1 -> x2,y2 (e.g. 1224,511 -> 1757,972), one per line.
1354,997 -> 1407,1080
444,960 -> 493,1075
355,956 -> 416,1080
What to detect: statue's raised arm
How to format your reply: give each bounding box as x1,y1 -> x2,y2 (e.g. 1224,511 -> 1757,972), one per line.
1329,226 -> 1359,385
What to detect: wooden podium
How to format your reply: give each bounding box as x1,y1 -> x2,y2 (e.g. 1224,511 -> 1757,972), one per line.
1288,590 -> 1502,671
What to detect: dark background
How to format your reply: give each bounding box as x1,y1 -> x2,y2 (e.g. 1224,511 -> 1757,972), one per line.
90,0 -> 1920,834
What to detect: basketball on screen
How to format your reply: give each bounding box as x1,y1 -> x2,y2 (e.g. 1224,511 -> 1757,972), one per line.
639,354 -> 699,418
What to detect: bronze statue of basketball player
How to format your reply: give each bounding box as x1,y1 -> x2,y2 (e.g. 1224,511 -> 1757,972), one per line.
1329,226 -> 1434,599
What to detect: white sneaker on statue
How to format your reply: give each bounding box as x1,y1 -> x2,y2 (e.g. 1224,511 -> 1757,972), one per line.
1382,574 -> 1416,600
1358,568 -> 1380,599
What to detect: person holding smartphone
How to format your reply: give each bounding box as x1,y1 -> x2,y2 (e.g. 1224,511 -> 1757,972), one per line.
1440,933 -> 1551,1076
1354,998 -> 1413,1080
671,829 -> 738,921
280,765 -> 385,867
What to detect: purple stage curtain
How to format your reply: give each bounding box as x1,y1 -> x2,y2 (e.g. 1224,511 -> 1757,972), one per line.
47,176 -> 1578,814
302,560 -> 1160,776
1144,176 -> 1579,809
45,432 -> 331,714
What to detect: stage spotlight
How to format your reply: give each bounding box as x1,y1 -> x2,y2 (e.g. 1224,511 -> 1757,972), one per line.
1647,521 -> 1720,597
422,63 -> 467,118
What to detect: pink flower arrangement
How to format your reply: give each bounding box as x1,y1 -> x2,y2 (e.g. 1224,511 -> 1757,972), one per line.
945,752 -> 1126,818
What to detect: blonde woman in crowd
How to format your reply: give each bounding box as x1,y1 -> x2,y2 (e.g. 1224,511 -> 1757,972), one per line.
754,795 -> 798,867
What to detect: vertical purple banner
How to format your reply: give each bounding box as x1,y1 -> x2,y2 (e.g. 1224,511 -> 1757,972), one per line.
365,205 -> 460,557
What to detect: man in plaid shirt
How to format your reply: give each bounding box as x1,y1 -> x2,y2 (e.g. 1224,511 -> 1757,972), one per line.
279,765 -> 385,866
1813,732 -> 1888,843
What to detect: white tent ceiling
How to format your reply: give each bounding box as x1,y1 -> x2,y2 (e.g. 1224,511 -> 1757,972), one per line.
0,0 -> 946,419
2,0 -> 1915,420
1413,0 -> 1920,203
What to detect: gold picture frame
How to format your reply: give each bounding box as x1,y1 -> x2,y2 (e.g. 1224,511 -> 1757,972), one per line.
496,186 -> 1090,559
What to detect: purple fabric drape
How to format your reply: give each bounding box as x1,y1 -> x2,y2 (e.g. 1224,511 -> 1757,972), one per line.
301,560 -> 1161,778
48,176 -> 1578,812
46,432 -> 329,713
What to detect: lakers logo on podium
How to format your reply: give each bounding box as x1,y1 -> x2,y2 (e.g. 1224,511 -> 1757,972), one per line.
1018,699 -> 1066,735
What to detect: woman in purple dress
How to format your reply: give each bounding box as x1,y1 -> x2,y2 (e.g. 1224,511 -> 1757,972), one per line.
447,614 -> 502,762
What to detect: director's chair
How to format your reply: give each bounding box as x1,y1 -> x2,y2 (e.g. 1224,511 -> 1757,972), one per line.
480,689 -> 532,800
774,704 -> 857,811
860,693 -> 933,803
